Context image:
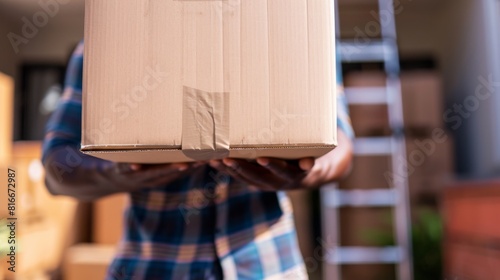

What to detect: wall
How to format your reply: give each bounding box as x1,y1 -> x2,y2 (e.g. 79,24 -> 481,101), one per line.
438,0 -> 500,176
0,2 -> 84,140
0,18 -> 20,77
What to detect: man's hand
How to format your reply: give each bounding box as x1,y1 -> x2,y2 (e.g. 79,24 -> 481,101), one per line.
208,130 -> 353,191
209,157 -> 315,191
43,145 -> 205,201
110,162 -> 204,191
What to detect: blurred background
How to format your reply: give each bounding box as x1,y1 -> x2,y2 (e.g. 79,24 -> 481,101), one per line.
0,0 -> 499,279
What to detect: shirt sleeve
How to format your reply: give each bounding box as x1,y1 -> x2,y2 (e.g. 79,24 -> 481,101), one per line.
336,51 -> 355,140
41,41 -> 84,163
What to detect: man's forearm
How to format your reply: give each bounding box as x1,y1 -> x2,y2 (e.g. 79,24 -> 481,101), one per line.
43,145 -> 130,201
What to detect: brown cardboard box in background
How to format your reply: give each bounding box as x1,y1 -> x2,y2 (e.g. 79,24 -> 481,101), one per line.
340,155 -> 393,190
2,142 -> 86,279
64,244 -> 115,280
82,0 -> 337,163
93,194 -> 128,244
340,136 -> 453,203
0,73 -> 13,167
406,135 -> 454,206
0,73 -> 14,219
401,71 -> 444,131
343,71 -> 390,136
344,70 -> 444,135
338,207 -> 394,246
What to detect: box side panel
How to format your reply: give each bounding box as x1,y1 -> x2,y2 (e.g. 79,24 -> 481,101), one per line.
231,0 -> 271,144
267,0 -> 310,145
307,0 -> 336,143
83,0 -> 183,147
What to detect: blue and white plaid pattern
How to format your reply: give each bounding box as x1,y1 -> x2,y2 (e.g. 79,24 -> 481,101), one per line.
42,42 -> 353,279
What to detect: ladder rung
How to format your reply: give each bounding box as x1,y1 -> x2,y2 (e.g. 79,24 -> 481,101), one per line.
327,246 -> 402,265
339,40 -> 396,62
345,87 -> 389,105
354,137 -> 392,156
323,189 -> 398,207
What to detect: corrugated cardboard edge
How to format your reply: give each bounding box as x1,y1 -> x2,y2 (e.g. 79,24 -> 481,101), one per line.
81,145 -> 335,163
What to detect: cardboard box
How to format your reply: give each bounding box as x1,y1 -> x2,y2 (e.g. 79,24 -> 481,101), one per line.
344,71 -> 390,137
0,73 -> 13,167
82,0 -> 337,163
0,142 -> 87,279
340,155 -> 393,190
338,207 -> 394,247
401,71 -> 444,131
340,135 -> 453,198
344,70 -> 444,135
405,134 -> 454,206
64,244 -> 115,280
93,194 -> 128,244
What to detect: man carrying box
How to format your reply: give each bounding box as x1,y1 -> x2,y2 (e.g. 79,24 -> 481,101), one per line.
42,41 -> 353,279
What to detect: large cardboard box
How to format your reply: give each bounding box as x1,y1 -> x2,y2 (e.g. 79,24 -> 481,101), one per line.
64,244 -> 115,280
93,194 -> 128,245
82,0 -> 337,163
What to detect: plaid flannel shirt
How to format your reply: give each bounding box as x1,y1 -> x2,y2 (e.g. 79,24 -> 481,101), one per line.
42,42 -> 353,280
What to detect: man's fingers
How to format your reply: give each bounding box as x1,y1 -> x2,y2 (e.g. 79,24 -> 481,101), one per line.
256,158 -> 299,181
222,159 -> 281,191
298,158 -> 315,171
130,164 -> 142,171
143,170 -> 189,187
142,163 -> 190,171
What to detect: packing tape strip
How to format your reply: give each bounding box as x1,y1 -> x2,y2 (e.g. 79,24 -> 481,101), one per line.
181,86 -> 230,160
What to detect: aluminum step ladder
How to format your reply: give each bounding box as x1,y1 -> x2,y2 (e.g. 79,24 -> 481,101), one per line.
321,0 -> 413,279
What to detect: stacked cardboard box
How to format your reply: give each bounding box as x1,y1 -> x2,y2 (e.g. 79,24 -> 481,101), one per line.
343,70 -> 454,206
337,70 -> 453,280
343,71 -> 390,137
0,73 -> 14,220
63,194 -> 127,280
92,194 -> 128,245
0,142 -> 84,280
344,71 -> 446,136
443,181 -> 500,279
0,73 -> 13,167
64,244 -> 116,280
